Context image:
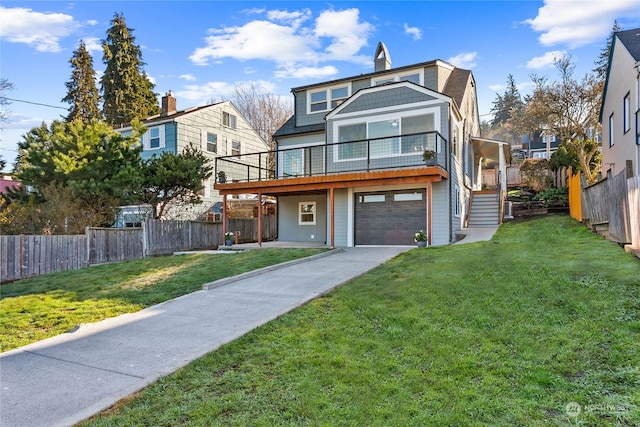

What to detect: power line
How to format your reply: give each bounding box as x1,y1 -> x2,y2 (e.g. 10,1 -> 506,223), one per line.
5,97 -> 67,110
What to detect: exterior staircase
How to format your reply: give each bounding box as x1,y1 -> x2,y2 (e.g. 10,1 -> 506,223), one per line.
468,191 -> 501,227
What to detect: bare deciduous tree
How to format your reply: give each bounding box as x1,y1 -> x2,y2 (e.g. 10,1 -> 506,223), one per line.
509,56 -> 602,183
232,83 -> 293,150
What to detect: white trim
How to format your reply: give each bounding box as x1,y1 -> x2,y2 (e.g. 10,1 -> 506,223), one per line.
298,201 -> 316,225
306,83 -> 352,114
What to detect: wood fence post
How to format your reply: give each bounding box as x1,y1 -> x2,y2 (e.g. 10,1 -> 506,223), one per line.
141,221 -> 148,258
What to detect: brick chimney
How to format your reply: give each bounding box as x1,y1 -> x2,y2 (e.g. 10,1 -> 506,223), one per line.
161,91 -> 177,116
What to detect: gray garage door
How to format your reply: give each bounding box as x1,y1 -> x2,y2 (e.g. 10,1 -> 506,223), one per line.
354,189 -> 426,245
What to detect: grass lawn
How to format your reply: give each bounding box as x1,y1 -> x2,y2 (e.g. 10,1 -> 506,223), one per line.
80,215 -> 640,426
0,248 -> 327,352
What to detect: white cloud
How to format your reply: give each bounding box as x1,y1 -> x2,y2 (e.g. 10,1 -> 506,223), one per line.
526,50 -> 566,69
190,7 -> 374,77
489,84 -> 504,92
267,9 -> 312,28
447,52 -> 477,69
179,74 -> 197,81
0,7 -> 81,52
524,0 -> 639,48
403,23 -> 422,40
176,79 -> 279,105
83,37 -> 102,54
177,82 -> 236,104
274,65 -> 339,79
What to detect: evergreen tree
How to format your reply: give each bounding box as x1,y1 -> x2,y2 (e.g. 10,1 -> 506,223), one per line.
14,119 -> 146,225
490,74 -> 523,129
101,13 -> 159,126
62,40 -> 102,123
594,21 -> 622,81
139,144 -> 214,219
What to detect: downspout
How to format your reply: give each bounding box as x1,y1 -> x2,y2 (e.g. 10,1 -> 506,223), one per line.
635,61 -> 640,176
448,105 -> 453,243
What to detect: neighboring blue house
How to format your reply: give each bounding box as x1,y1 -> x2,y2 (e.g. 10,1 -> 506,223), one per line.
116,92 -> 268,222
215,42 -> 509,247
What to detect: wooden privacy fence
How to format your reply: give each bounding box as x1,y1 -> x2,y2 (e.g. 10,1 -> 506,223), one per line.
1,217 -> 277,283
569,161 -> 639,250
1,234 -> 87,283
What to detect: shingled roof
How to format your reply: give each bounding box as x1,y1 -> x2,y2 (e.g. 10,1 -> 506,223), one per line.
616,28 -> 640,61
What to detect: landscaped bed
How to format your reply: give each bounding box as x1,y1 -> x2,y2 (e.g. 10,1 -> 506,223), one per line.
79,215 -> 639,426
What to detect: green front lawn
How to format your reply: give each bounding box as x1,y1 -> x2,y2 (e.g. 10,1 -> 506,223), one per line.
0,248 -> 327,352
82,215 -> 640,426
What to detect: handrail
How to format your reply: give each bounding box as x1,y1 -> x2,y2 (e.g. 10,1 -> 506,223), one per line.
215,131 -> 448,183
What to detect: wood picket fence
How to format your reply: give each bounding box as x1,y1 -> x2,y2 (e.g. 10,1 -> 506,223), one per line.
1,216 -> 277,283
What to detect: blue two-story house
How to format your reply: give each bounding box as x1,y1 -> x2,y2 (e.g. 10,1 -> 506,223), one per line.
215,42 -> 509,247
116,92 -> 268,222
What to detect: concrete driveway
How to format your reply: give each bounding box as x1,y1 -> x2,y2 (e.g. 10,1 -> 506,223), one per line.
1,246 -> 409,427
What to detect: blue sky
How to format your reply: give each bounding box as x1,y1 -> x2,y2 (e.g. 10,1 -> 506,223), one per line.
1,0 -> 639,170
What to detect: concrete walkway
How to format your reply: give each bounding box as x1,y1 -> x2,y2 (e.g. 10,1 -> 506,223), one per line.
1,247 -> 409,427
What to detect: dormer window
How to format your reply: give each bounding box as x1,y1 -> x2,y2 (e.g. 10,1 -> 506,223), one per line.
310,91 -> 327,112
373,70 -> 423,86
308,85 -> 350,113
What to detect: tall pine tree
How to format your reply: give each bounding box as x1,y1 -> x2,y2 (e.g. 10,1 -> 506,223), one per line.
62,40 -> 102,123
101,13 -> 159,126
593,21 -> 622,81
490,74 -> 523,129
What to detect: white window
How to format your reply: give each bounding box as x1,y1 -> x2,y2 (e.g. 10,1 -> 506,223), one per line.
310,90 -> 327,112
335,112 -> 437,161
373,70 -> 423,86
400,73 -> 420,84
299,202 -> 316,225
609,113 -> 615,147
143,126 -> 164,150
338,123 -> 367,160
624,92 -> 631,133
308,85 -> 350,113
454,185 -> 461,217
232,140 -> 241,155
206,133 -> 217,153
331,87 -> 348,108
223,112 -> 237,129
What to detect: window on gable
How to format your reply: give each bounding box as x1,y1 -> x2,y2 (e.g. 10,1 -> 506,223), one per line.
223,112 -> 237,129
624,92 -> 630,133
206,133 -> 217,153
232,140 -> 241,155
337,123 -> 367,160
310,91 -> 327,112
299,202 -> 316,225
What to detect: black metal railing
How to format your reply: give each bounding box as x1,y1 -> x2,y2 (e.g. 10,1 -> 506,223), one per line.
215,131 -> 447,183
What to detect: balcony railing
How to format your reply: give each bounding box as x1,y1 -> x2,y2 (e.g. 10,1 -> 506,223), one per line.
215,131 -> 448,183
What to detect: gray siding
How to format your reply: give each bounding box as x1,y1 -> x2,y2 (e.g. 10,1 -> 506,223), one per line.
423,65 -> 439,91
278,194 -> 327,243
339,87 -> 437,114
277,133 -> 325,148
332,189 -> 349,247
294,91 -> 326,127
430,181 -> 450,246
